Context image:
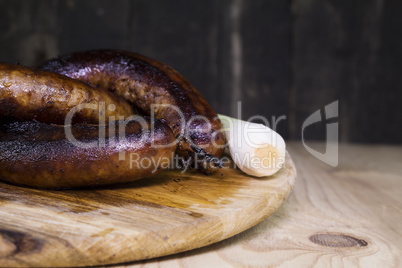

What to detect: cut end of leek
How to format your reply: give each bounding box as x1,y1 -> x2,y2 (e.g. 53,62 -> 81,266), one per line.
218,114 -> 286,177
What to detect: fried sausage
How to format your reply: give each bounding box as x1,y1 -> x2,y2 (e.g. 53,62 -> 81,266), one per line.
40,50 -> 226,166
0,119 -> 176,188
0,63 -> 134,124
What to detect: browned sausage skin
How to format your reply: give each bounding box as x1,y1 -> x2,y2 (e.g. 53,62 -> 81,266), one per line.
0,63 -> 134,124
0,119 -> 176,188
40,50 -> 226,169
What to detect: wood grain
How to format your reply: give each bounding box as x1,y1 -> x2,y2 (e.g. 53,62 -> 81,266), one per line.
116,142 -> 402,267
1,0 -> 401,143
0,153 -> 296,267
291,0 -> 402,143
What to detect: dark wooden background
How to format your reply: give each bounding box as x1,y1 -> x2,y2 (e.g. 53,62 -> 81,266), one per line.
0,0 -> 401,143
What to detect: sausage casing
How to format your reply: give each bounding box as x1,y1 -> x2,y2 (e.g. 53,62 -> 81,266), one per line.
40,50 -> 226,162
0,119 -> 176,188
0,63 -> 134,124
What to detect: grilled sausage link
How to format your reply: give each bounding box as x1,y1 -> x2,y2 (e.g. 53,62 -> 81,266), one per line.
0,63 -> 134,124
40,50 -> 226,168
0,119 -> 176,188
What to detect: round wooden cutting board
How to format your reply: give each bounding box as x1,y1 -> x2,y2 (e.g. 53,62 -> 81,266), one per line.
0,153 -> 296,267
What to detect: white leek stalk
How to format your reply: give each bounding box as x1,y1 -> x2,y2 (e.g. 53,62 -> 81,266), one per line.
218,114 -> 286,177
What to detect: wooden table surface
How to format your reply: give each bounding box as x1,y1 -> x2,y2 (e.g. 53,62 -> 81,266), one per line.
115,142 -> 402,268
